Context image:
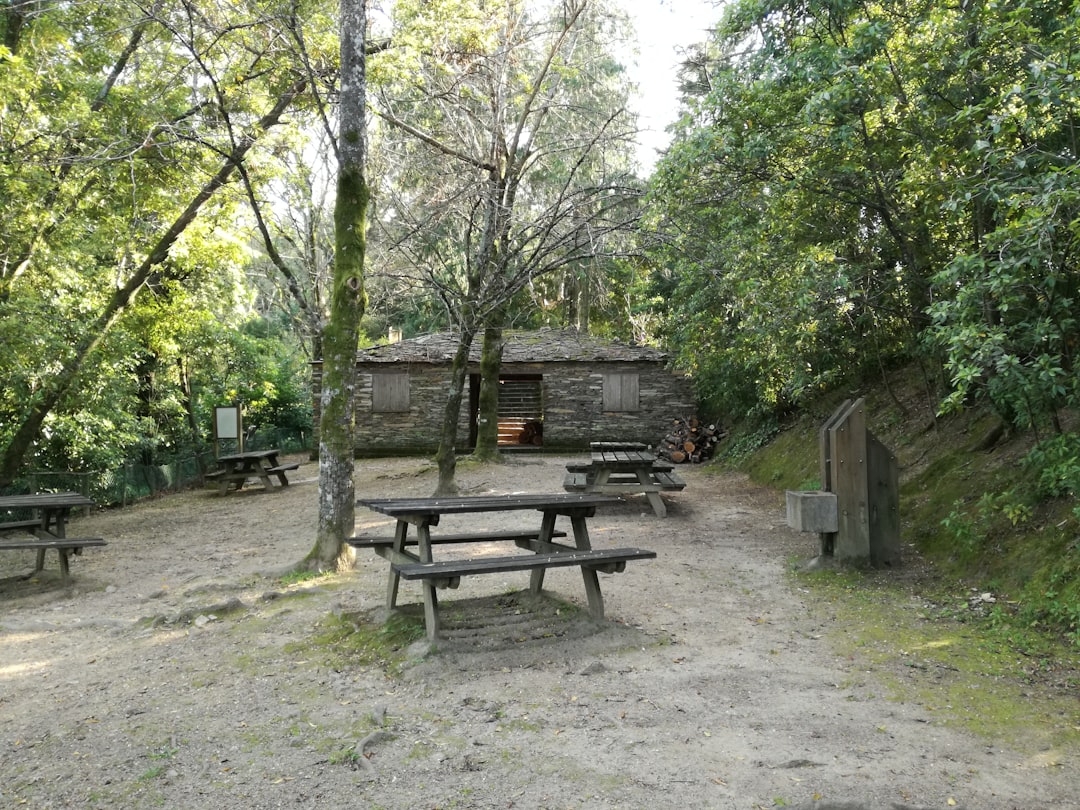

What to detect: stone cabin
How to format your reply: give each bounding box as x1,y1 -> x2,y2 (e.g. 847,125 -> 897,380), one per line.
311,329 -> 696,456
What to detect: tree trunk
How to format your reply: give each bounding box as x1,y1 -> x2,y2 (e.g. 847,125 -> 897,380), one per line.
177,357 -> 206,473
575,269 -> 591,332
306,0 -> 368,572
473,322 -> 504,461
434,326 -> 478,495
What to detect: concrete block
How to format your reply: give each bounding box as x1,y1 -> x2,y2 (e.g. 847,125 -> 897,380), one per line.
785,490 -> 838,533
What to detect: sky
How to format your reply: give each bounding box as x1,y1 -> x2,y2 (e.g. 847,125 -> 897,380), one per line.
624,1 -> 719,173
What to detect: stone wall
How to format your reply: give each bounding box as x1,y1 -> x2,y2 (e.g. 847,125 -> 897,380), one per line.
311,359 -> 696,456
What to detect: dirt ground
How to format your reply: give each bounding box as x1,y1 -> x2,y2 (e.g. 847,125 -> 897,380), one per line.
1,454 -> 1076,810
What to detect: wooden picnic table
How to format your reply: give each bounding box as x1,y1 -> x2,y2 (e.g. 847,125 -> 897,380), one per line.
0,491 -> 105,583
206,449 -> 299,494
563,442 -> 686,517
351,493 -> 655,640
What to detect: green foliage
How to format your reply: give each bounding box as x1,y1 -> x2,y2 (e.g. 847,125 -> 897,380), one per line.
646,0 -> 1079,437
1023,434 -> 1080,502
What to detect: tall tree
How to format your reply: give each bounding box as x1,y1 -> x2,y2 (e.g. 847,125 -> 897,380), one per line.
0,0 -> 308,487
371,0 -> 639,492
647,0 -> 1079,434
304,0 -> 369,571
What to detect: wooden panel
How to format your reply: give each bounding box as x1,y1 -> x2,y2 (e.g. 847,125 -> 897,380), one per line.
602,373 -> 640,411
867,432 -> 901,567
371,372 -> 410,412
497,378 -> 542,418
829,397 -> 870,562
819,398 -> 852,493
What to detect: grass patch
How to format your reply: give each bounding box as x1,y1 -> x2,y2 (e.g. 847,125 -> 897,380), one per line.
727,361 -> 1079,646
795,566 -> 1079,752
277,569 -> 331,587
284,610 -> 425,675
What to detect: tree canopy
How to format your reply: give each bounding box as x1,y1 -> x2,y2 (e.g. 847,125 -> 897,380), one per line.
1,0 -> 1076,515
646,0 -> 1078,437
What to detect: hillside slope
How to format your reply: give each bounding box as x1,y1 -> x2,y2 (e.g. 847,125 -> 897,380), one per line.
727,363 -> 1079,646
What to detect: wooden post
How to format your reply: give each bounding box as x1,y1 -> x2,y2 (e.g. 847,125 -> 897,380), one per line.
867,432 -> 901,567
829,399 -> 871,562
817,399 -> 850,557
816,397 -> 900,567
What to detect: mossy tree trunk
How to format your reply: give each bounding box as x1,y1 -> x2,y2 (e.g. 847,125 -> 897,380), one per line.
306,0 -> 368,572
473,322 -> 504,461
434,324 -> 479,495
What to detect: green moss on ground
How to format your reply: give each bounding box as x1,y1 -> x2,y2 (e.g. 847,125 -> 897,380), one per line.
714,362 -> 1078,745
796,567 -> 1079,752
284,610 -> 425,675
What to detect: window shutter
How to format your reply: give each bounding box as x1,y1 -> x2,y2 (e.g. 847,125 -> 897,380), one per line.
603,373 -> 639,411
372,372 -> 410,412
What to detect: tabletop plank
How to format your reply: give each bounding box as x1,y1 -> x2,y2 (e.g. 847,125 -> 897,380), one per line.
0,492 -> 95,510
359,493 -> 621,518
216,449 -> 280,463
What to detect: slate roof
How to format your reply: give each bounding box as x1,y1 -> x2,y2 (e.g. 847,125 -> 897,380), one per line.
354,328 -> 670,364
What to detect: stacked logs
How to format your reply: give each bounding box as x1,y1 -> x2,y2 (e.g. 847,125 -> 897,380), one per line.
656,416 -> 725,463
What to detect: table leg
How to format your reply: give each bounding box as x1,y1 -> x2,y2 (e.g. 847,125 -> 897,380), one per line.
34,509 -> 67,571
416,523 -> 440,640
255,461 -> 274,489
57,548 -> 71,584
569,514 -> 605,619
529,512 -> 559,594
385,520 -> 408,609
636,467 -> 667,517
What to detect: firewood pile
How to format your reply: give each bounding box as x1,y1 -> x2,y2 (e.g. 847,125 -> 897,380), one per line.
656,416 -> 725,463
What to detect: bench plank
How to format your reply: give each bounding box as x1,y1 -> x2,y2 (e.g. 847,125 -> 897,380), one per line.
393,547 -> 655,581
348,529 -> 567,549
563,472 -> 588,491
0,518 -> 44,532
0,538 -> 107,550
266,463 -> 300,474
0,537 -> 107,584
653,470 -> 686,490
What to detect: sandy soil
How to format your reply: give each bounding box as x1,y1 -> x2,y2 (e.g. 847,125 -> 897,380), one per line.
0,454 -> 1076,810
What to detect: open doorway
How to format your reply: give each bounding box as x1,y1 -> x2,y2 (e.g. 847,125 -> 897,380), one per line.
468,374 -> 544,447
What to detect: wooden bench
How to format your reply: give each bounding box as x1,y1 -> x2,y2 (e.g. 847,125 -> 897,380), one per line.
0,518 -> 46,532
563,472 -> 589,491
347,529 -> 567,550
0,537 -> 106,584
265,463 -> 300,475
565,459 -> 675,474
392,547 -> 656,590
564,470 -> 685,490
653,470 -> 686,490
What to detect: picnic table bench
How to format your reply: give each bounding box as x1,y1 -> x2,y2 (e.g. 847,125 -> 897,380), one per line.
563,442 -> 686,517
206,449 -> 299,494
352,493 -> 654,640
0,491 -> 105,583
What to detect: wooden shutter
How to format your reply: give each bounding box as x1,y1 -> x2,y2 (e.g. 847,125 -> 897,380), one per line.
603,373 -> 639,411
372,371 -> 410,412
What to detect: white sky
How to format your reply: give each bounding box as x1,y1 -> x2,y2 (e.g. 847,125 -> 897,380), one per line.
624,1 -> 719,173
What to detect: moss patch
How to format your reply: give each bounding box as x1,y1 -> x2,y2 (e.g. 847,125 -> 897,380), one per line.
796,567 -> 1079,752
284,610 -> 425,675
727,361 -> 1079,645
